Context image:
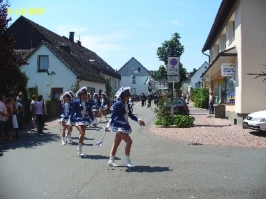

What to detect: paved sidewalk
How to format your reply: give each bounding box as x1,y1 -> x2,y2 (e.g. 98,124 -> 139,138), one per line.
149,101 -> 266,149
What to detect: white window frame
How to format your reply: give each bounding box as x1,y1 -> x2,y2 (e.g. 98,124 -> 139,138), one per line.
38,55 -> 49,72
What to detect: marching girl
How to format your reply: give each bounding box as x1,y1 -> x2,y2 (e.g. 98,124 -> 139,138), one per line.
66,91 -> 75,142
68,87 -> 97,156
100,93 -> 109,122
105,87 -> 145,167
92,93 -> 101,122
59,92 -> 73,145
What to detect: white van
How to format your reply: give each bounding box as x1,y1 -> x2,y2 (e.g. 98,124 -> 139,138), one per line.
243,110 -> 266,131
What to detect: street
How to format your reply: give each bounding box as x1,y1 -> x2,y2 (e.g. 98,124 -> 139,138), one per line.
0,101 -> 266,199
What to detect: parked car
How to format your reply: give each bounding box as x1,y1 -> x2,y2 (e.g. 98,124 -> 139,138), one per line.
243,110 -> 266,131
132,94 -> 140,101
166,98 -> 190,115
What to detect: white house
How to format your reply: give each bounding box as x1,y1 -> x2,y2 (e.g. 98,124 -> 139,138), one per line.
189,61 -> 209,90
201,0 -> 266,127
10,16 -> 121,99
118,57 -> 153,95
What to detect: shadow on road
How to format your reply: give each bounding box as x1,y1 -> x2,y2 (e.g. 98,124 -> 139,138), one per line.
78,155 -> 110,160
124,166 -> 172,173
249,131 -> 266,137
0,130 -> 61,156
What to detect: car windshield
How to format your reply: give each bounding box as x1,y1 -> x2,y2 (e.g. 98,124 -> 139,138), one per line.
167,98 -> 185,106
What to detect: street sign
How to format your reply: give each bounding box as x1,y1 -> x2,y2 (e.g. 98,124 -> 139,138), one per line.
167,57 -> 180,75
167,75 -> 180,82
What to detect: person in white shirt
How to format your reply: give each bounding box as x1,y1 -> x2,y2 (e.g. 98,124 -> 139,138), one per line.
0,95 -> 8,143
34,95 -> 47,135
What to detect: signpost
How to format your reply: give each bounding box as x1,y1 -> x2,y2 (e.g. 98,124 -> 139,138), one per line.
167,57 -> 180,114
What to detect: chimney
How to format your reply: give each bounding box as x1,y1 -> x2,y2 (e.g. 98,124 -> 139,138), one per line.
77,40 -> 81,46
60,44 -> 71,54
193,68 -> 196,72
69,32 -> 75,43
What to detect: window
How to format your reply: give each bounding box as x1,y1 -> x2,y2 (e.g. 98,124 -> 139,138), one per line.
99,89 -> 102,96
232,21 -> 235,38
52,88 -> 63,100
38,55 -> 49,72
87,87 -> 95,95
138,67 -> 141,72
131,75 -> 136,84
125,68 -> 128,72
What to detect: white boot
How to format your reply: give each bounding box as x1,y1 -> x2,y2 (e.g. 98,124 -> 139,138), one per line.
77,143 -> 84,156
67,134 -> 73,144
108,156 -> 118,167
125,155 -> 135,167
62,137 -> 66,145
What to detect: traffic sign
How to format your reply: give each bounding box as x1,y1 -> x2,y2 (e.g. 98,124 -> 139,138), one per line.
167,75 -> 180,82
167,57 -> 180,75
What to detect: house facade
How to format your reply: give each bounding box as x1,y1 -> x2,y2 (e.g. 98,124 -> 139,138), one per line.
201,0 -> 266,127
118,57 -> 153,95
189,61 -> 209,91
10,16 -> 121,100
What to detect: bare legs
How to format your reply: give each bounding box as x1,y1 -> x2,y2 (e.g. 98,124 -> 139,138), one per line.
76,125 -> 86,144
110,132 -> 132,156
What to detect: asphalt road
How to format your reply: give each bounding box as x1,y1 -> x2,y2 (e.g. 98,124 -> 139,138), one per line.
0,102 -> 266,199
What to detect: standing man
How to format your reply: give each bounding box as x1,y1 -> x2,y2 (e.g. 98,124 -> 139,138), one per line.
17,91 -> 25,129
209,92 -> 214,114
0,95 -> 8,143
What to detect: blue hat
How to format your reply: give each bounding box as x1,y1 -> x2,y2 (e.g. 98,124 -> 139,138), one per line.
68,91 -> 75,99
115,87 -> 131,98
93,93 -> 98,97
101,92 -> 106,96
76,87 -> 87,97
63,92 -> 72,100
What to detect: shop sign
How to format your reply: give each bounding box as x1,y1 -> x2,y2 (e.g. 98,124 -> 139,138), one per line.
221,63 -> 235,76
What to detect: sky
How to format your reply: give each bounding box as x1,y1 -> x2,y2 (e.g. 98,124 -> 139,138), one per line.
8,0 -> 222,72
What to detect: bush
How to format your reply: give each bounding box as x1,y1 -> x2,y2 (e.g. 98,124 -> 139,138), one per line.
154,115 -> 194,127
190,88 -> 209,109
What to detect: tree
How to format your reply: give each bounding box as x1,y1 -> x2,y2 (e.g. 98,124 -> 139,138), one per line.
247,64 -> 266,82
105,78 -> 112,98
0,0 -> 28,95
156,32 -> 187,94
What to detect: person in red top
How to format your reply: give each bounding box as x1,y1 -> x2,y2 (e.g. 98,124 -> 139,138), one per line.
4,97 -> 14,141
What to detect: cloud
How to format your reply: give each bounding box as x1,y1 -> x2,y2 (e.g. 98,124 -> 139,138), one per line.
171,20 -> 181,26
138,22 -> 152,27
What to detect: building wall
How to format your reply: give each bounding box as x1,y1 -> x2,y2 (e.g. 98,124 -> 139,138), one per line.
21,45 -> 76,99
239,0 -> 266,113
120,76 -> 150,95
190,62 -> 209,89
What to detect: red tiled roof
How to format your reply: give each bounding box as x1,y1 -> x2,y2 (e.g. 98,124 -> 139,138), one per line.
9,16 -> 121,83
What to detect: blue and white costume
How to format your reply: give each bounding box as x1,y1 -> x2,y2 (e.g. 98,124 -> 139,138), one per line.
100,93 -> 109,110
107,87 -> 139,134
68,88 -> 96,126
92,94 -> 101,112
59,92 -> 73,123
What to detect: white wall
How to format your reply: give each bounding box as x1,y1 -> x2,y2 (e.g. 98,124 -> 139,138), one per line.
190,62 -> 209,88
21,44 -> 76,99
120,76 -> 150,95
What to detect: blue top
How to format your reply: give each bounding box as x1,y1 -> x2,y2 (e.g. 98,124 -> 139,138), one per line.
70,99 -> 94,121
93,98 -> 101,107
101,97 -> 109,107
59,101 -> 73,119
110,101 -> 138,123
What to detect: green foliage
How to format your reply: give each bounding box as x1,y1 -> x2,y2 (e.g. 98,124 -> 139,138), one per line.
190,88 -> 209,109
155,95 -> 171,117
154,115 -> 194,127
26,84 -> 39,99
156,32 -> 187,95
105,78 -> 112,98
69,80 -> 80,93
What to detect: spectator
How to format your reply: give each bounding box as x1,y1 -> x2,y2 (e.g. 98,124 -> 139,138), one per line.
0,95 -> 8,143
30,95 -> 37,128
34,95 -> 47,135
209,92 -> 214,114
17,91 -> 25,129
12,97 -> 19,139
4,97 -> 13,141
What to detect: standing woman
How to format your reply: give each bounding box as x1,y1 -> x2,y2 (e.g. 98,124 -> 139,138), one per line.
105,87 -> 145,167
100,93 -> 109,122
92,93 -> 101,122
59,92 -> 73,145
68,87 -> 97,156
34,95 -> 47,135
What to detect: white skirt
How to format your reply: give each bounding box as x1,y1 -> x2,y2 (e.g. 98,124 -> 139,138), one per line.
13,115 -> 18,128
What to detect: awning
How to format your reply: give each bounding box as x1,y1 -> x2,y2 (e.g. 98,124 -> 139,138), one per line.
201,47 -> 237,78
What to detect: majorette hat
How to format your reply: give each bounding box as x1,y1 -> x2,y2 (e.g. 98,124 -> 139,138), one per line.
115,87 -> 131,98
63,92 -> 72,100
68,91 -> 75,99
76,87 -> 87,97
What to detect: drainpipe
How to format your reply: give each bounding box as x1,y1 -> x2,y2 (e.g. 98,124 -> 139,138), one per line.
202,51 -> 211,108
